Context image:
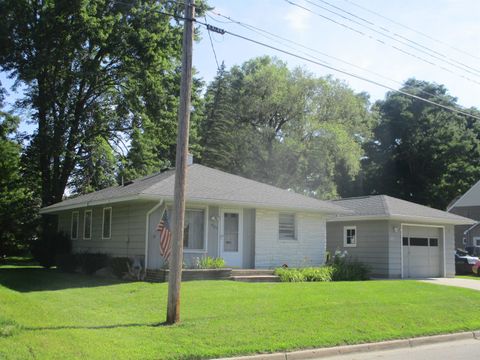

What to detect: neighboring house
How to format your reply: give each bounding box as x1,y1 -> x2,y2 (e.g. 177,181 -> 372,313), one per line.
39,161 -> 349,270
447,180 -> 480,249
326,195 -> 474,279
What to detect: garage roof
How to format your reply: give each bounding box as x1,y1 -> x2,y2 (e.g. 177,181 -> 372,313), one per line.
329,195 -> 475,225
40,164 -> 350,215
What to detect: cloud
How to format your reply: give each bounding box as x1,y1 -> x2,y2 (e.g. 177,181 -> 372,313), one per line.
284,2 -> 312,32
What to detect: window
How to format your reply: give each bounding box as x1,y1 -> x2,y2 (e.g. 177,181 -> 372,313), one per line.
402,237 -> 409,246
84,210 -> 92,239
183,209 -> 205,251
429,238 -> 438,247
409,237 -> 429,246
71,212 -> 79,240
102,207 -> 112,239
475,237 -> 480,247
344,226 -> 357,247
279,213 -> 296,240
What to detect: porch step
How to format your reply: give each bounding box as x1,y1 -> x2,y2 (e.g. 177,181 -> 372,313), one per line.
230,275 -> 280,282
231,269 -> 275,276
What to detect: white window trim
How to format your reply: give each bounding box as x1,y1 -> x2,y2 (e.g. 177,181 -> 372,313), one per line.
102,207 -> 112,240
278,213 -> 297,241
165,204 -> 208,253
343,225 -> 357,247
474,237 -> 480,247
71,211 -> 79,240
183,207 -> 208,253
83,209 -> 92,240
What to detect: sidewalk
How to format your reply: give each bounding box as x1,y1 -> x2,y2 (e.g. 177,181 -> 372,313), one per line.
214,330 -> 480,360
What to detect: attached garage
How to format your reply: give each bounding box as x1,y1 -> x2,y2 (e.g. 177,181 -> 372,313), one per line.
327,195 -> 474,278
402,225 -> 443,278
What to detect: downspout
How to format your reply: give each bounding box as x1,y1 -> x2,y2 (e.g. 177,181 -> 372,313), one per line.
144,200 -> 164,271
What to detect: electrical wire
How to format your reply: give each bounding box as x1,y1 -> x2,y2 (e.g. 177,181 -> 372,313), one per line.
111,2 -> 480,121
284,0 -> 480,86
204,16 -> 221,70
343,0 -> 480,62
207,10 -> 461,105
308,0 -> 480,76
195,20 -> 480,121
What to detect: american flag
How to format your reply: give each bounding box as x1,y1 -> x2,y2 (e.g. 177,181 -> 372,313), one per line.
157,211 -> 172,262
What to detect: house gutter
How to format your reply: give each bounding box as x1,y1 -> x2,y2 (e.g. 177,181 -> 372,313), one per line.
327,214 -> 475,225
39,194 -> 161,214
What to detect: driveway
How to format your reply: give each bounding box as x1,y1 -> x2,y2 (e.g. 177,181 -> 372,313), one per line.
420,277 -> 480,291
317,338 -> 480,360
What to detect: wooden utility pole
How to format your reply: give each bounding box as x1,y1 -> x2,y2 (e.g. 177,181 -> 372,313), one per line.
166,0 -> 195,325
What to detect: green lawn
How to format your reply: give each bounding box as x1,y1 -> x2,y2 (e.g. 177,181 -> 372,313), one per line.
2,265 -> 480,360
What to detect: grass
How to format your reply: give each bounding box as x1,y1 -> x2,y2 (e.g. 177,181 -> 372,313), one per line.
1,265 -> 480,360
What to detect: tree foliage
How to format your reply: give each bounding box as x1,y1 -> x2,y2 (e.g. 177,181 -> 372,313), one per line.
200,56 -> 374,199
0,0 -> 190,206
362,79 -> 480,209
0,88 -> 38,256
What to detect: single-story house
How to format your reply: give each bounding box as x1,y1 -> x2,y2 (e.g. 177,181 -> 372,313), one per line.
447,180 -> 480,248
39,162 -> 349,270
326,195 -> 474,279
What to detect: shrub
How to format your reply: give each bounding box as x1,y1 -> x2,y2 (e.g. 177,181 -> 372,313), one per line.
196,256 -> 226,269
332,259 -> 370,281
32,230 -> 71,268
301,267 -> 334,282
109,257 -> 131,279
77,252 -> 110,275
274,268 -> 305,282
56,253 -> 78,273
275,259 -> 370,282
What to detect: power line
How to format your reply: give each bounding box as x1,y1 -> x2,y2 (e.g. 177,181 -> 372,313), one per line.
207,11 -> 450,102
204,16 -> 221,70
113,2 -> 480,121
309,0 -> 480,76
195,20 -> 480,121
284,0 -> 480,86
343,0 -> 480,63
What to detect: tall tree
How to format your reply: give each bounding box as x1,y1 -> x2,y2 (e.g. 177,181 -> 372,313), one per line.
0,0 -> 188,208
200,57 -> 374,199
0,88 -> 38,255
363,79 -> 480,209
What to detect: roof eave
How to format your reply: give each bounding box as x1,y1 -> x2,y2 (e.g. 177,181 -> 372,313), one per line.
39,194 -> 161,214
158,196 -> 353,215
327,214 -> 475,225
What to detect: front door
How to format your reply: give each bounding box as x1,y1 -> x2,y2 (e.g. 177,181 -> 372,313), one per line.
220,209 -> 243,267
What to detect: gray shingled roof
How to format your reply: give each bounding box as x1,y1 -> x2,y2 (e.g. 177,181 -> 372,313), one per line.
41,164 -> 349,214
329,195 -> 474,225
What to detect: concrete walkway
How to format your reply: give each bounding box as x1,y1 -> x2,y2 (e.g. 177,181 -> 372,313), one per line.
317,338 -> 480,360
420,277 -> 480,291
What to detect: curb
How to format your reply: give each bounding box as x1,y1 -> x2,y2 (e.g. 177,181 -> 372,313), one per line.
214,331 -> 479,360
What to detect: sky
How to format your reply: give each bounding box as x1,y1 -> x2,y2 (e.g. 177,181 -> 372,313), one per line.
194,0 -> 480,108
2,0 -> 480,134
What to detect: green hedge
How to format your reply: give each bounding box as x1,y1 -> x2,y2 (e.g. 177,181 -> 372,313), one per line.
274,259 -> 370,282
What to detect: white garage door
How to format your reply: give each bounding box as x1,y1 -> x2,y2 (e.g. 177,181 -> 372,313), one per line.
402,226 -> 442,278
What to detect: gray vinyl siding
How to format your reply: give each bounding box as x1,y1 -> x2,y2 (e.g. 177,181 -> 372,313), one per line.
387,221 -> 402,278
57,201 -> 156,258
450,206 -> 480,248
326,220 -> 389,277
243,208 -> 255,268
